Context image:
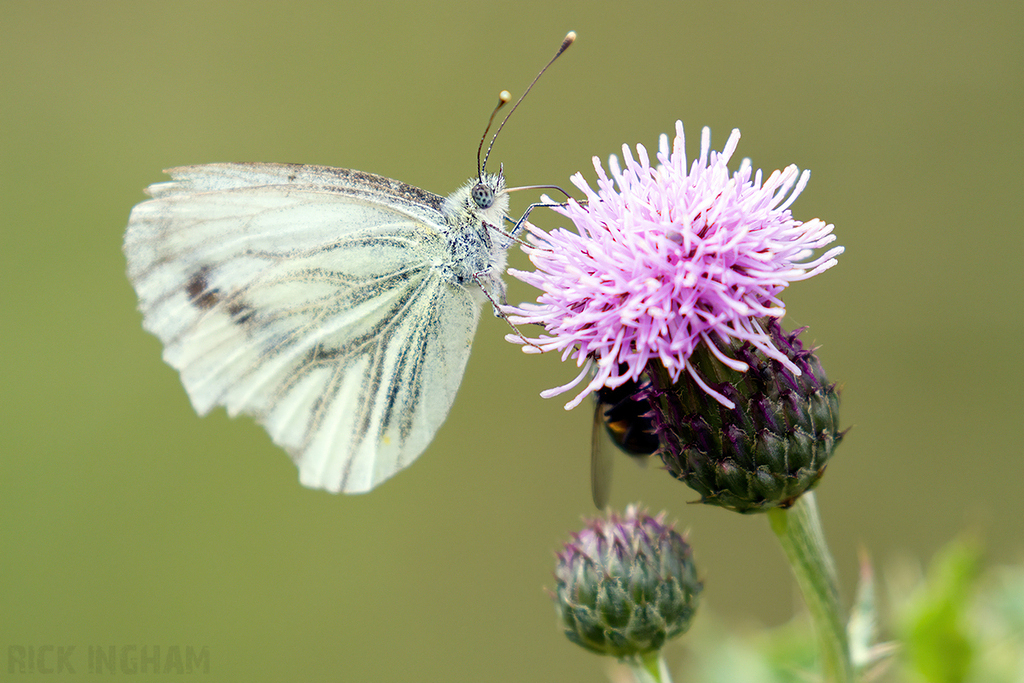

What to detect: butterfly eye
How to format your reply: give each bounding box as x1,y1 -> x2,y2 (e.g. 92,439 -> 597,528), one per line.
471,183 -> 494,209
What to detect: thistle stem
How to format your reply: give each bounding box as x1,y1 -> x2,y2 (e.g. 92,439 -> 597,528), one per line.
627,651 -> 672,683
767,492 -> 852,683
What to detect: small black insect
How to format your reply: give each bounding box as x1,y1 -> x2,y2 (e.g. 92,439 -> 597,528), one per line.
590,375 -> 659,508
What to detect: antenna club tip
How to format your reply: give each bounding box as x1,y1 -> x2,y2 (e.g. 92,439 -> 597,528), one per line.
499,90 -> 512,103
565,31 -> 577,44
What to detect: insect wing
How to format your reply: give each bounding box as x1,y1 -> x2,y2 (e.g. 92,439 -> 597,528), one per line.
590,400 -> 615,509
124,163 -> 481,493
589,379 -> 660,508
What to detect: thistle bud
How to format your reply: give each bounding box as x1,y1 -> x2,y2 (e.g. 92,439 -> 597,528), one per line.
553,505 -> 702,658
653,319 -> 843,513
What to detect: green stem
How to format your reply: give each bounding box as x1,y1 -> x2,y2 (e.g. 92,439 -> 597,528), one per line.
767,491 -> 852,683
626,651 -> 671,683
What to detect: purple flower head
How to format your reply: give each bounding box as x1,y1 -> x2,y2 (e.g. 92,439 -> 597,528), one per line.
505,122 -> 842,409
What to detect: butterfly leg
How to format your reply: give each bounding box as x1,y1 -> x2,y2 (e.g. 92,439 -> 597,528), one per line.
505,200 -> 573,241
470,272 -> 542,351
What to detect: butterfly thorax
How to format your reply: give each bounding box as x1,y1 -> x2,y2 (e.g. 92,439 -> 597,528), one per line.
440,172 -> 511,304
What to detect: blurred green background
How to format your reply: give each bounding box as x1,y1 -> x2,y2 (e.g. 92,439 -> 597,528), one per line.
2,2 -> 1021,681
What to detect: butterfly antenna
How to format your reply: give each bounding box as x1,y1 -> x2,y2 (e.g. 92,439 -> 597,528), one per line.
480,31 -> 576,176
477,91 -> 512,180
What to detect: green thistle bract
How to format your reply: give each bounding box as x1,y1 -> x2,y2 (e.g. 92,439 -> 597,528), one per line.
653,320 -> 843,513
553,505 -> 702,657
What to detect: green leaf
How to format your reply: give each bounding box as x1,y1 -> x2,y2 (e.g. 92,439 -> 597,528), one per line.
899,539 -> 981,683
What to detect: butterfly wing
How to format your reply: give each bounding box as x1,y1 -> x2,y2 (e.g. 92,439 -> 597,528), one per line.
125,163 -> 481,493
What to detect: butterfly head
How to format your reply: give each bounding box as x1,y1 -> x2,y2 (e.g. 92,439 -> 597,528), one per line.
471,181 -> 495,210
473,162 -> 507,208
461,167 -> 509,226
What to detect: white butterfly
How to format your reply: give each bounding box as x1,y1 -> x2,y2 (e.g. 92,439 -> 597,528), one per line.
124,162 -> 513,494
124,33 -> 574,494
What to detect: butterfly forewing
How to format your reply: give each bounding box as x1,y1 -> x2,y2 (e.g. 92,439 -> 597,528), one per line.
125,163 -> 491,493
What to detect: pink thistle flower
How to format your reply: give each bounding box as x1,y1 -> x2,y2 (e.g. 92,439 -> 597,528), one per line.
505,122 -> 842,409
